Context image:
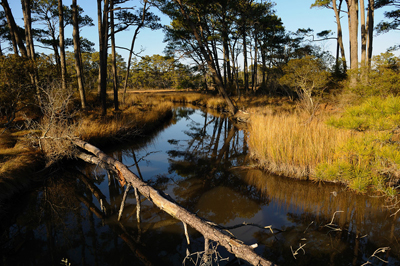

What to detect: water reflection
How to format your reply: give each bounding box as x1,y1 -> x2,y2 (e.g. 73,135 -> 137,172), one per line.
1,107 -> 399,266
238,169 -> 400,265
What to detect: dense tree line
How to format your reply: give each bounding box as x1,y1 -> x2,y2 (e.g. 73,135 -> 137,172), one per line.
0,0 -> 399,121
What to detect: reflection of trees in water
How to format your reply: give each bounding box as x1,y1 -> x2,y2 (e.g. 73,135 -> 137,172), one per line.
253,210 -> 399,266
0,166 -> 188,265
240,168 -> 400,265
1,171 -> 87,265
3,108 -> 399,265
166,112 -> 269,225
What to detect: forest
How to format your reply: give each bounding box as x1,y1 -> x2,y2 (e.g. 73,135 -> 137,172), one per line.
1,0 -> 400,265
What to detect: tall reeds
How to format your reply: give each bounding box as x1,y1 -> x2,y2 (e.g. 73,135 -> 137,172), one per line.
248,112 -> 354,179
79,101 -> 173,143
248,101 -> 400,196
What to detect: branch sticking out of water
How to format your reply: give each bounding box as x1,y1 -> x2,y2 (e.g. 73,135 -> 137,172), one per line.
324,211 -> 344,232
291,243 -> 307,259
361,247 -> 391,265
183,240 -> 229,266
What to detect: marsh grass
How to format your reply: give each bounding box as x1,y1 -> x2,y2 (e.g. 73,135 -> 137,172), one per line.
248,112 -> 354,179
0,92 -> 174,182
0,128 -> 43,200
248,96 -> 400,195
122,91 -> 296,114
79,101 -> 173,144
123,92 -> 210,107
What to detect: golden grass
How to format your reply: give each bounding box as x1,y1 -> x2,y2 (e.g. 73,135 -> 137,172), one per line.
206,98 -> 227,109
122,91 -> 298,115
0,95 -> 174,179
79,101 -> 173,144
248,111 -> 354,179
122,92 -> 209,107
0,127 -> 43,192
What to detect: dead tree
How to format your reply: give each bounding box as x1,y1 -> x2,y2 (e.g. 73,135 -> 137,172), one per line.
73,139 -> 273,266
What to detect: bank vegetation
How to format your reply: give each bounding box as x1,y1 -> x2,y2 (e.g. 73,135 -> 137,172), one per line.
248,53 -> 400,199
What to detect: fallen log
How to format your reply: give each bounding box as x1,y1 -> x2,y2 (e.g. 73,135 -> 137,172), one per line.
73,139 -> 273,266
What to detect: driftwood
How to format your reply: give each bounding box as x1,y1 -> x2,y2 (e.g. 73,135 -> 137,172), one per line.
73,139 -> 273,266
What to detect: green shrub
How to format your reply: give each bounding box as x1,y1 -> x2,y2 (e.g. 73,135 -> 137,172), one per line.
279,55 -> 330,113
0,55 -> 37,125
348,52 -> 400,97
327,96 -> 400,131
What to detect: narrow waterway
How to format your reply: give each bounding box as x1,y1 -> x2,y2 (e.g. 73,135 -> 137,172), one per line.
1,107 -> 399,265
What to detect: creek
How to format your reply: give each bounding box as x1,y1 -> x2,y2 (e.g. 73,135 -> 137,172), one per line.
0,107 -> 399,265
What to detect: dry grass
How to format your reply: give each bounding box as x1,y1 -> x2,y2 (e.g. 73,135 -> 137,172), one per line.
122,91 -> 299,114
248,111 -> 354,179
206,98 -> 227,109
0,128 -> 43,200
79,101 -> 173,143
123,92 -> 210,107
0,92 -> 174,181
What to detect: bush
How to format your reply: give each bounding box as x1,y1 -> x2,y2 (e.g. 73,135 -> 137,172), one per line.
0,55 -> 37,126
327,96 -> 400,131
322,95 -> 400,195
279,55 -> 330,113
26,83 -> 78,164
348,52 -> 400,97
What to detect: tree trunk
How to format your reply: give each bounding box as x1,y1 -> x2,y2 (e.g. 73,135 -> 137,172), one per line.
2,0 -> 27,56
98,0 -> 109,116
349,0 -> 358,70
122,0 -> 148,104
366,0 -> 374,68
72,0 -> 86,109
229,41 -> 238,95
21,0 -> 34,59
174,0 -> 237,115
211,37 -> 222,83
222,15 -> 231,88
347,0 -> 359,86
110,0 -> 119,111
73,139 -> 273,266
360,0 -> 367,67
253,31 -> 258,92
58,0 -> 67,91
261,47 -> 266,85
97,0 -> 102,96
242,25 -> 249,94
51,31 -> 61,70
333,0 -> 347,71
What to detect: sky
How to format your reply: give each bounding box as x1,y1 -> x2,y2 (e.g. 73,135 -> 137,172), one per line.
3,0 -> 399,66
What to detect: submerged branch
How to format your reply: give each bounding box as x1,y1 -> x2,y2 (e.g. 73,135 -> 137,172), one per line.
73,139 -> 273,266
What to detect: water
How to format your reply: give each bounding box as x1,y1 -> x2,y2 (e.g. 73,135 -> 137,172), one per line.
1,107 -> 399,265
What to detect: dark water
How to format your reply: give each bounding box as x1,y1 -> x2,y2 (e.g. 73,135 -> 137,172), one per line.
1,107 -> 399,266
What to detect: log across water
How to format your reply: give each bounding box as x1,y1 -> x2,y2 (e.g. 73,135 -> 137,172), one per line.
74,139 -> 273,266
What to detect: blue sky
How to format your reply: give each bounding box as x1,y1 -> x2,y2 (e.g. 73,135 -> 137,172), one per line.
3,0 -> 399,65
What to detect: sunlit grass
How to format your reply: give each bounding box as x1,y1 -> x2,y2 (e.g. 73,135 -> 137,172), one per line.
0,129 -> 42,180
0,93 -> 174,177
248,97 -> 400,196
248,112 -> 354,179
79,100 -> 173,143
207,98 -> 227,109
122,92 -> 210,107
